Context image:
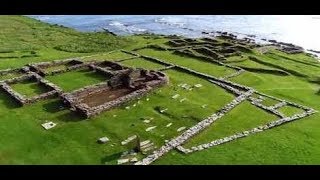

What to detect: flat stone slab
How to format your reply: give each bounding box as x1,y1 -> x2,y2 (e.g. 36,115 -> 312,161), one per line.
41,122 -> 56,130
194,84 -> 203,88
117,158 -> 129,165
143,120 -> 150,123
130,157 -> 138,162
121,135 -> 137,145
160,108 -> 168,113
146,126 -> 157,132
172,94 -> 180,99
140,140 -> 151,146
166,123 -> 173,127
97,137 -> 109,144
177,127 -> 186,132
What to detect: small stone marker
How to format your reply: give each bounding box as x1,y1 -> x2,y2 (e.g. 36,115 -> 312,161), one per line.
146,126 -> 157,132
179,98 -> 186,102
146,98 -> 149,101
194,84 -> 203,88
201,104 -> 208,108
141,142 -> 154,149
143,120 -> 150,123
97,137 -> 109,144
121,135 -> 137,145
117,158 -> 129,165
177,127 -> 186,132
140,140 -> 151,146
130,157 -> 138,163
113,114 -> 117,117
160,108 -> 168,113
133,103 -> 136,107
166,123 -> 173,127
41,122 -> 56,130
172,94 -> 180,99
125,106 -> 130,110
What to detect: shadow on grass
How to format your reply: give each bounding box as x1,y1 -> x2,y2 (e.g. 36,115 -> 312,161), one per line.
12,79 -> 51,97
0,91 -> 20,109
42,99 -> 66,113
83,70 -> 109,81
100,152 -> 123,164
56,110 -> 86,122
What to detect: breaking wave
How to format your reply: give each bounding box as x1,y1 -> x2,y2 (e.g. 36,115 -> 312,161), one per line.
108,21 -> 147,34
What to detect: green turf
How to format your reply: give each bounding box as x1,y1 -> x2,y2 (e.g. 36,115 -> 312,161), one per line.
81,51 -> 136,61
260,97 -> 281,107
45,69 -> 108,92
136,48 -> 237,78
119,58 -> 165,70
1,15 -> 320,165
10,79 -> 52,97
182,101 -> 279,148
44,65 -> 68,73
278,105 -> 306,117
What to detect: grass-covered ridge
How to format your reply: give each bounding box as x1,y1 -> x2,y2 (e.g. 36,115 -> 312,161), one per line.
0,15 -> 320,165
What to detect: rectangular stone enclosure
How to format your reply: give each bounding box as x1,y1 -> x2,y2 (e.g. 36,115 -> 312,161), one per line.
61,61 -> 169,118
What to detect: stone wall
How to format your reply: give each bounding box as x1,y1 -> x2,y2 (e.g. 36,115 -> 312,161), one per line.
135,90 -> 253,165
28,59 -> 93,77
0,73 -> 61,106
177,109 -> 316,154
62,66 -> 169,118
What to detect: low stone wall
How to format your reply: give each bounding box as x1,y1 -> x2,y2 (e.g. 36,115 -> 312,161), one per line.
28,59 -> 92,77
177,110 -> 316,154
0,82 -> 26,105
62,66 -> 169,118
220,69 -> 245,80
135,90 -> 253,165
0,73 -> 61,106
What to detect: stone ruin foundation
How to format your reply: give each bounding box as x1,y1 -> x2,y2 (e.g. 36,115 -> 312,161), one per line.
61,64 -> 168,118
0,72 -> 62,106
28,59 -> 90,77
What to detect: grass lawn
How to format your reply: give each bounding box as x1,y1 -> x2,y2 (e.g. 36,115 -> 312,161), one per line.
45,69 -> 108,92
136,48 -> 237,78
119,57 -> 165,70
10,79 -> 52,97
260,97 -> 281,107
81,51 -> 137,61
44,65 -> 68,73
182,101 -> 279,148
1,15 -> 320,165
278,105 -> 306,117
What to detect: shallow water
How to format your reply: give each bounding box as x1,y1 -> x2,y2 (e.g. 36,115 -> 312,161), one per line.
29,15 -> 320,51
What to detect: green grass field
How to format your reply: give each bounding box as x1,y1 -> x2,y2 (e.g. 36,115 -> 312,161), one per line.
0,15 -> 320,165
45,69 -> 108,92
10,79 -> 52,97
119,58 -> 165,70
136,48 -> 237,78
